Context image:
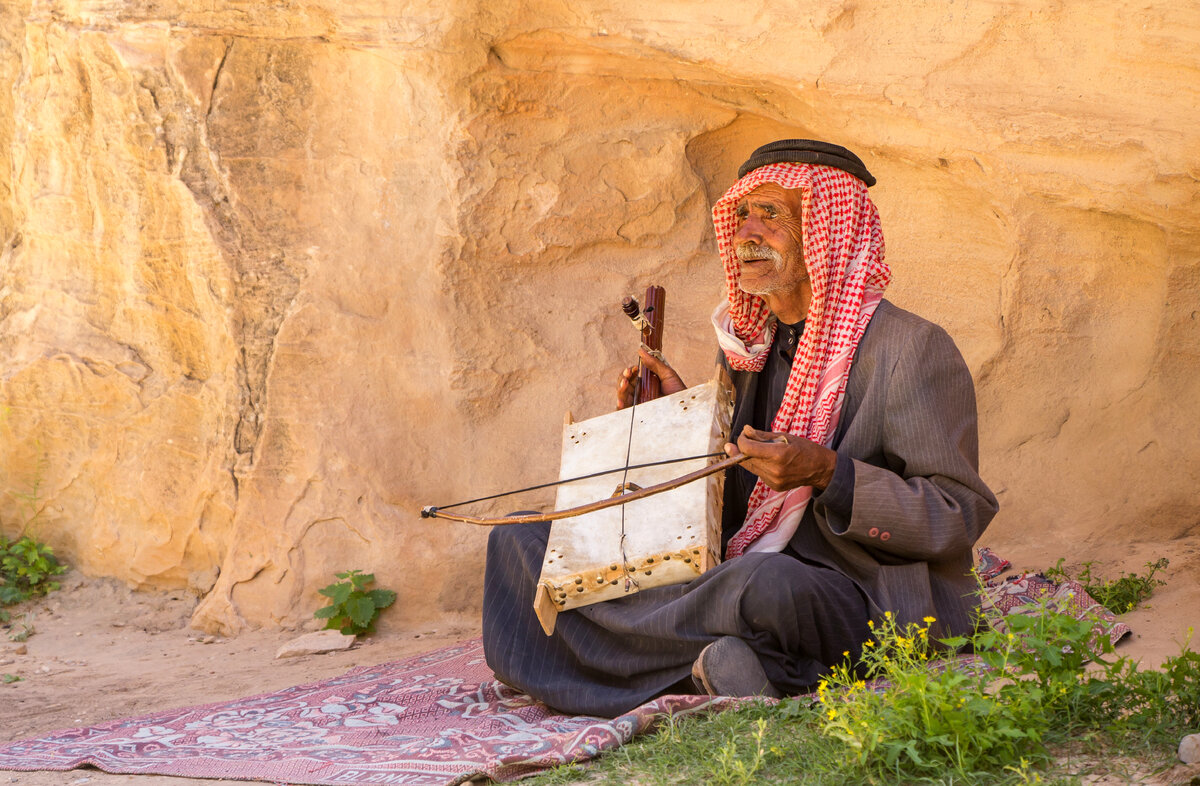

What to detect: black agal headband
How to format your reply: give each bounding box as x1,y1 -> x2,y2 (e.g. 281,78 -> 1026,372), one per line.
737,139 -> 876,187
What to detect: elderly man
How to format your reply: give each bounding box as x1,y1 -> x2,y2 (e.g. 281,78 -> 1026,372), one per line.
482,140 -> 998,717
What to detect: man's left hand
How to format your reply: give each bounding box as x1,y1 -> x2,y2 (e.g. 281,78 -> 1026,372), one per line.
725,425 -> 838,492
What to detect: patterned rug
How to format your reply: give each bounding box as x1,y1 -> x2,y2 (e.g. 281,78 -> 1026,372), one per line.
0,550 -> 1131,785
0,639 -> 731,784
975,547 -> 1132,647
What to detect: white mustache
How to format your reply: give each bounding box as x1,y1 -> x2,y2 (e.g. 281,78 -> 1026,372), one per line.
735,244 -> 782,264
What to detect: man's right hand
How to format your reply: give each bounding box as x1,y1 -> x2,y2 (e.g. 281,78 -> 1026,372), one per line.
616,346 -> 687,409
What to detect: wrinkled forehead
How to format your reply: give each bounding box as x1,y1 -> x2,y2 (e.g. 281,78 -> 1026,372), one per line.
736,182 -> 803,210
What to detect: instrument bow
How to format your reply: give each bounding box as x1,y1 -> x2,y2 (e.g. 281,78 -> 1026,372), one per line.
421,453 -> 746,526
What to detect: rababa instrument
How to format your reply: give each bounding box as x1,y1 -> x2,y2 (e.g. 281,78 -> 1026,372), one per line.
532,285 -> 733,635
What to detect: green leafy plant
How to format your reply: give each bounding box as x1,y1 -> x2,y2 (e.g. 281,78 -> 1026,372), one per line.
810,607 -> 1198,783
1091,628 -> 1200,740
1045,557 -> 1168,613
2,673 -> 21,684
524,595 -> 1200,785
313,569 -> 396,636
814,609 -> 1104,780
2,439 -> 65,612
0,535 -> 66,607
1155,631 -> 1200,729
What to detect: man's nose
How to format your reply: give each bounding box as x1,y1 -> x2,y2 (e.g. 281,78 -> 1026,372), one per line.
734,216 -> 763,244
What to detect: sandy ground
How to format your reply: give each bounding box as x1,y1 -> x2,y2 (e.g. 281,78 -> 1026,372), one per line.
0,540 -> 1197,786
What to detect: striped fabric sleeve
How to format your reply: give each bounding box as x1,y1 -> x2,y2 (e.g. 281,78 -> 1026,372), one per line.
831,324 -> 997,561
815,451 -> 856,522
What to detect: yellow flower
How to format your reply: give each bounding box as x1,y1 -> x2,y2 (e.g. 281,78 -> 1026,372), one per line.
923,616 -> 937,624
854,680 -> 866,691
884,611 -> 893,619
842,650 -> 850,658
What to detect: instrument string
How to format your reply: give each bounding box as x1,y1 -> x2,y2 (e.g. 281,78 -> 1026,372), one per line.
618,359 -> 641,591
425,450 -> 725,514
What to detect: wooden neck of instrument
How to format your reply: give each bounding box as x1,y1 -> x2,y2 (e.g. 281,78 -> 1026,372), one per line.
638,285 -> 665,403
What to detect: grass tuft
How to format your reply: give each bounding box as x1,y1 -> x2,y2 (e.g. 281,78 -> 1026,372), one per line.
1044,558 -> 1168,614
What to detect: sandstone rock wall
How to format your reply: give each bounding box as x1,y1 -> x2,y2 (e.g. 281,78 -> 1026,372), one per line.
1,1 -> 1196,633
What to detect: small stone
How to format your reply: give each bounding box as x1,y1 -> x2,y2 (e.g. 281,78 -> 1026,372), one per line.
274,630 -> 356,659
11,645 -> 26,656
201,635 -> 216,644
1180,733 -> 1200,764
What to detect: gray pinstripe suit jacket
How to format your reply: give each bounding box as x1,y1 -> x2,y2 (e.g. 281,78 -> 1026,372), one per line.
725,299 -> 998,636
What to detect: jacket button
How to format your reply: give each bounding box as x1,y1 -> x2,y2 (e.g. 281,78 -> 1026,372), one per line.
868,527 -> 879,538
880,531 -> 891,541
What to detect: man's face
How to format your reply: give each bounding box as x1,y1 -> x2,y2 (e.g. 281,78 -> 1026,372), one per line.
731,183 -> 807,299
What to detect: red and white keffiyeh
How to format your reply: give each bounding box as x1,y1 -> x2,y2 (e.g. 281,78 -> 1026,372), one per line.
711,162 -> 891,558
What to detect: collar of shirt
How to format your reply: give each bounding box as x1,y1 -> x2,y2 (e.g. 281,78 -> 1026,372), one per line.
776,319 -> 805,365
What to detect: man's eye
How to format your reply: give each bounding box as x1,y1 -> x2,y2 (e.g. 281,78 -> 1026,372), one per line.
734,205 -> 748,220
764,206 -> 777,219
